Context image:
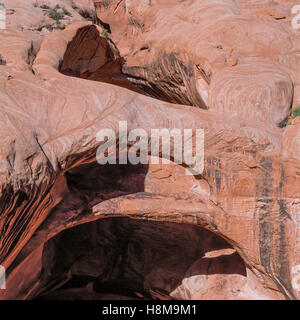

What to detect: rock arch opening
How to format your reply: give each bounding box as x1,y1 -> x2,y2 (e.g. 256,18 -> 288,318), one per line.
4,160 -> 276,300
33,217 -> 248,300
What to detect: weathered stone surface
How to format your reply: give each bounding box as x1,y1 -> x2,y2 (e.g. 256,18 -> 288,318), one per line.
0,0 -> 299,300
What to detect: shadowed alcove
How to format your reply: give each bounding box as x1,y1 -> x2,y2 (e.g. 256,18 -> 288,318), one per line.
34,217 -> 247,300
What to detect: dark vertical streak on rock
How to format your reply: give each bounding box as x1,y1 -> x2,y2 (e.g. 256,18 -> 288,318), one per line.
256,157 -> 274,275
255,158 -> 295,299
275,164 -> 294,296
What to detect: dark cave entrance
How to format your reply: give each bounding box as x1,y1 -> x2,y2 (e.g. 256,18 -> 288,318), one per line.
34,217 -> 247,300
59,24 -> 150,97
7,159 -> 252,300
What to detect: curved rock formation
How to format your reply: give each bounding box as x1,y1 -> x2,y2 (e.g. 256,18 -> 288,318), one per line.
0,0 -> 299,300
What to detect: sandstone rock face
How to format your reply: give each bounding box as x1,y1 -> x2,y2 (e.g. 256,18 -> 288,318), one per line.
0,0 -> 299,300
208,62 -> 293,127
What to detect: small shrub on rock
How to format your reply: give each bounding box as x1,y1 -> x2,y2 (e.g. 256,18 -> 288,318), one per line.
48,8 -> 64,22
102,28 -> 109,38
292,107 -> 300,119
